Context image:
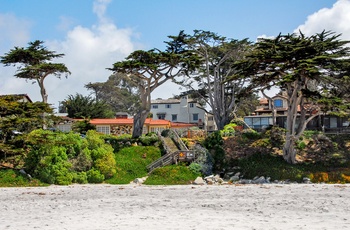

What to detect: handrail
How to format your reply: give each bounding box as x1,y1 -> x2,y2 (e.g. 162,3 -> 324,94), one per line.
170,129 -> 188,151
146,129 -> 195,173
146,150 -> 196,173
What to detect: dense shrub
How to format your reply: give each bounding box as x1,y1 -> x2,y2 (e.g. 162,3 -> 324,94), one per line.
203,131 -> 225,172
73,172 -> 88,184
220,123 -> 236,137
241,129 -> 260,140
87,168 -> 105,183
24,129 -> 116,185
138,132 -> 159,146
71,148 -> 93,172
188,162 -> 202,175
94,153 -> 116,179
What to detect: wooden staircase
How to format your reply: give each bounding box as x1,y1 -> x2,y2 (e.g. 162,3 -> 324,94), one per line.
146,129 -> 196,173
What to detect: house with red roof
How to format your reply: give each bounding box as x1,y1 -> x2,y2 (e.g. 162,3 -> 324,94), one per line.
89,118 -> 171,135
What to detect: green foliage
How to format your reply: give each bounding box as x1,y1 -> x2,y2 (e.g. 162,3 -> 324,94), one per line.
138,132 -> 159,146
104,134 -> 133,153
0,169 -> 46,187
265,126 -> 285,148
86,168 -> 105,183
1,40 -> 70,103
235,153 -> 312,182
71,148 -> 93,172
303,130 -> 320,139
296,141 -> 307,150
63,93 -> 114,119
94,153 -> 116,179
241,129 -> 260,140
236,31 -> 350,163
188,162 -> 202,175
204,131 -> 223,148
203,131 -> 225,172
72,119 -> 96,134
230,118 -> 246,126
85,73 -> 141,116
192,144 -> 213,176
174,30 -> 253,130
220,123 -> 236,137
250,138 -> 270,148
145,164 -> 200,185
24,129 -> 116,185
72,172 -> 88,184
106,146 -> 161,184
0,96 -> 54,163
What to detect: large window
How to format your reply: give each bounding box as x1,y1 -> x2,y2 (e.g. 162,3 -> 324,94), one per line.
274,99 -> 283,108
244,117 -> 272,130
172,114 -> 177,121
157,113 -> 166,119
192,113 -> 199,121
152,104 -> 158,109
189,103 -> 194,108
96,125 -> 110,135
165,104 -> 171,109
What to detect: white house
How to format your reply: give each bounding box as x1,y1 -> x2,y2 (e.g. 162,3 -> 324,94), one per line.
150,96 -> 216,131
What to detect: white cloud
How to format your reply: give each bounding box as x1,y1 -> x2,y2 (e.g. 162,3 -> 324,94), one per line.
0,0 -> 137,111
93,0 -> 112,22
0,13 -> 31,47
295,0 -> 350,40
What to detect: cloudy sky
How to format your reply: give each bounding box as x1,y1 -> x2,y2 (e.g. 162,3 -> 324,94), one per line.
0,0 -> 348,111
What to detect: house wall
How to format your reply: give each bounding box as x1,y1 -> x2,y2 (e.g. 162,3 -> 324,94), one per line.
151,96 -> 206,124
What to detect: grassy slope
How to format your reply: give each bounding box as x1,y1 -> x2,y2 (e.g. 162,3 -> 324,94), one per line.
0,169 -> 47,187
106,146 -> 161,184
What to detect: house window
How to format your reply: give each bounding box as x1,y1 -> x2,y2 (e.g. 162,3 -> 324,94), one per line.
274,99 -> 283,108
330,117 -> 337,128
157,113 -> 166,119
152,105 -> 158,109
96,125 -> 110,135
208,116 -> 213,121
165,104 -> 171,109
193,113 -> 199,121
172,114 -> 177,121
189,103 -> 194,108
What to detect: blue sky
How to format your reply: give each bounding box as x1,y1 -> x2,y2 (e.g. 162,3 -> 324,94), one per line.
1,0 -> 348,111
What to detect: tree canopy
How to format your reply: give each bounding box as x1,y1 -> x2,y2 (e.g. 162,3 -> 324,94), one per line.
235,30 -> 350,163
109,31 -> 200,138
1,40 -> 71,103
174,30 -> 254,130
0,95 -> 53,161
62,93 -> 114,119
85,73 -> 140,116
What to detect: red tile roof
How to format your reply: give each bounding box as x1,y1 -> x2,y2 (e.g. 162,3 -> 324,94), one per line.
89,118 -> 170,126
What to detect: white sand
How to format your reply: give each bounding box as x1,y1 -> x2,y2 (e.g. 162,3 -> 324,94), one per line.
0,184 -> 349,230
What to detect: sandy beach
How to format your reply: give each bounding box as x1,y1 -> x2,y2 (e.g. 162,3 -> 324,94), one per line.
0,184 -> 349,230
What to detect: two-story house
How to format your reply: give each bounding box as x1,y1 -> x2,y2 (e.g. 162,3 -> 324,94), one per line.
244,92 -> 350,132
150,96 -> 216,131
